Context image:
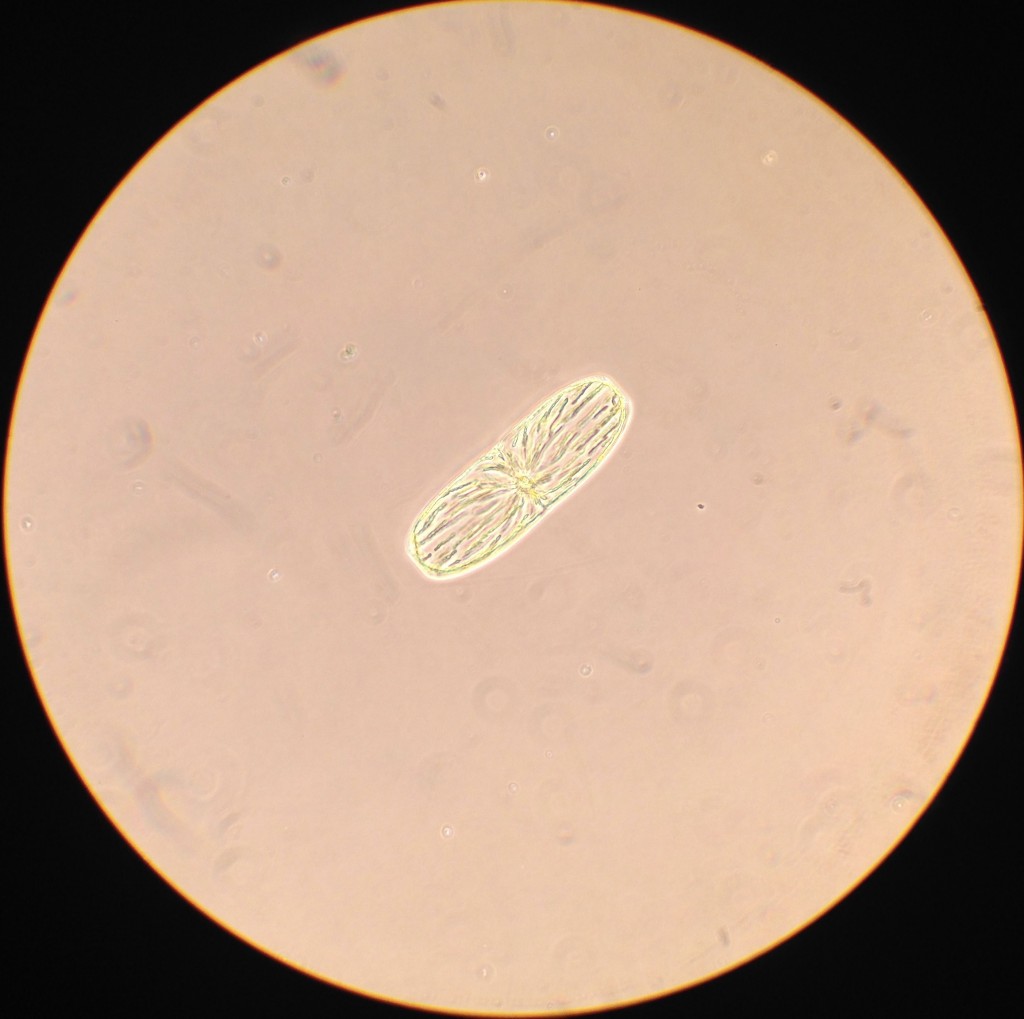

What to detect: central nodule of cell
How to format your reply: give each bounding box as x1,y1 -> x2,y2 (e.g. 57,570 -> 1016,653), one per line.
407,376 -> 631,579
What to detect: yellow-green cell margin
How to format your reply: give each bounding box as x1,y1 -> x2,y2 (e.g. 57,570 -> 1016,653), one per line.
407,375 -> 631,579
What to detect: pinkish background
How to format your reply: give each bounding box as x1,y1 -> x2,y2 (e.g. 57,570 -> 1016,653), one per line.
6,3 -> 1020,1014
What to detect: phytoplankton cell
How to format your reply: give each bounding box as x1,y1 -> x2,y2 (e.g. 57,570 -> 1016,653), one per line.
407,376 -> 631,579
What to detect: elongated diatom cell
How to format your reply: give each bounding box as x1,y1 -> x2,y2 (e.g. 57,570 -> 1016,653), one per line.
408,376 -> 631,579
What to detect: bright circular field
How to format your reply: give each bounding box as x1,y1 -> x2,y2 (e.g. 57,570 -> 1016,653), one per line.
5,2 -> 1020,1015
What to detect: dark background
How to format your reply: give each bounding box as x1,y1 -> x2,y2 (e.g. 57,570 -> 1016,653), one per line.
6,2 -> 1018,1014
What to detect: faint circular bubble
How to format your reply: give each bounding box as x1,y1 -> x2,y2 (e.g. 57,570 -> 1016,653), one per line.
255,243 -> 281,269
955,316 -> 989,361
216,811 -> 243,840
799,786 -> 863,855
106,417 -> 153,469
659,81 -> 687,109
297,46 -> 345,85
534,775 -> 584,845
584,169 -> 630,213
831,327 -> 863,351
888,789 -> 920,813
471,676 -> 517,722
821,627 -> 850,665
526,576 -> 557,605
530,702 -> 573,745
20,515 -> 34,532
578,663 -> 593,677
896,678 -> 936,705
474,166 -> 491,184
78,725 -> 123,776
544,125 -> 560,141
440,824 -> 455,840
890,470 -> 937,519
687,376 -> 710,404
603,644 -> 654,675
107,674 -> 134,699
710,625 -> 757,675
183,758 -> 225,804
238,334 -> 262,362
267,568 -> 282,583
668,680 -> 713,724
106,612 -> 166,663
413,751 -> 451,793
555,826 -> 576,846
552,935 -> 596,980
212,846 -> 265,888
184,110 -> 222,153
338,343 -> 359,363
55,284 -> 79,306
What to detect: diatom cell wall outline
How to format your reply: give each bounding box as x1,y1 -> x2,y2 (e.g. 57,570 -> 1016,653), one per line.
407,375 -> 631,579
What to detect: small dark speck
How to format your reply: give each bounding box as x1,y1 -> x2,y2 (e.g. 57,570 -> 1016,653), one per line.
718,928 -> 730,946
696,503 -> 706,510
